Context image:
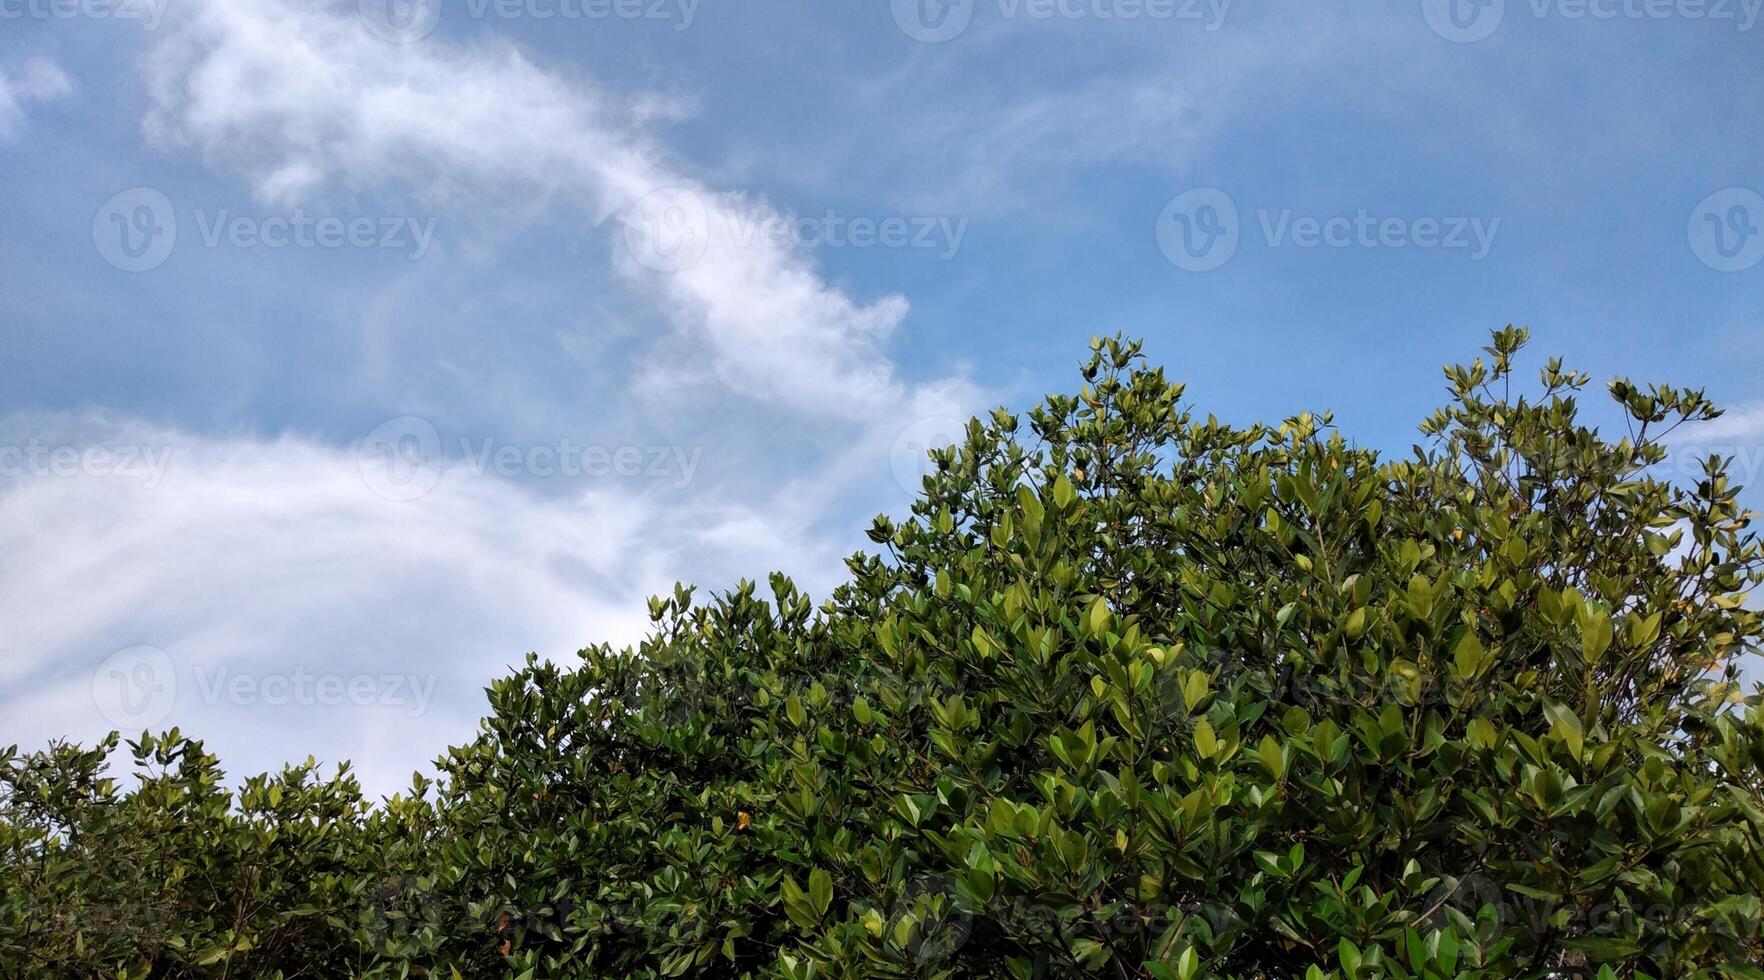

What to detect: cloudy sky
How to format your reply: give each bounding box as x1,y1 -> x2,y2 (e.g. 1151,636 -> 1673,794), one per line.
2,0 -> 1761,792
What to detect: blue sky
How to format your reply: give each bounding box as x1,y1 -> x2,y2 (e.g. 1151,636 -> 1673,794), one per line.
2,0 -> 1761,792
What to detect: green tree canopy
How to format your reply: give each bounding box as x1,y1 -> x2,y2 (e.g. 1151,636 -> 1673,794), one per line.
5,329 -> 1763,978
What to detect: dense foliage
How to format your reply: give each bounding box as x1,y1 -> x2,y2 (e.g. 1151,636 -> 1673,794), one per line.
5,330 -> 1764,979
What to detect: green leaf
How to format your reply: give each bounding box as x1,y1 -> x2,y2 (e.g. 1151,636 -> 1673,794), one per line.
1257,735 -> 1287,781
1544,702 -> 1584,759
1581,610 -> 1613,662
1407,574 -> 1435,619
1453,631 -> 1487,679
1181,670 -> 1210,712
1193,719 -> 1218,760
1086,597 -> 1114,638
1051,473 -> 1077,510
808,868 -> 833,917
1345,607 -> 1367,639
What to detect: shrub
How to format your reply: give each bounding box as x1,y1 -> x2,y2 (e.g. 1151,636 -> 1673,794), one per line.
5,329 -> 1762,978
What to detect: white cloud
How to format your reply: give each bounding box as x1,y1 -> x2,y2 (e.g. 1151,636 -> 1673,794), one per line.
0,1 -> 1005,792
1681,403 -> 1764,447
0,416 -> 879,792
0,57 -> 74,139
141,0 -> 917,419
1657,402 -> 1764,487
0,368 -> 985,793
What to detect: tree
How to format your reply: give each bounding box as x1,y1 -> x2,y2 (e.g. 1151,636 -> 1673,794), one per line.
5,329 -> 1762,978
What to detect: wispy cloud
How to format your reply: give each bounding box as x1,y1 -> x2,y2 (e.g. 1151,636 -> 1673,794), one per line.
1682,402 -> 1764,446
141,0 -> 927,419
0,57 -> 73,140
3,3 -> 1002,789
0,414 -> 881,791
